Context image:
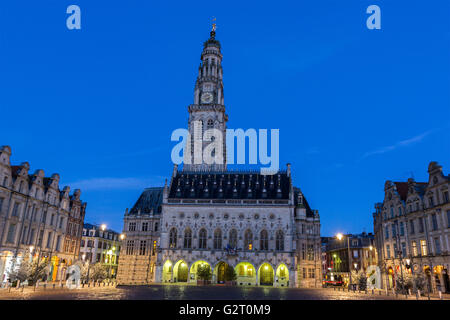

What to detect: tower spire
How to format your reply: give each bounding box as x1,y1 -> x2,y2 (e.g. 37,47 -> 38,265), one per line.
184,23 -> 228,172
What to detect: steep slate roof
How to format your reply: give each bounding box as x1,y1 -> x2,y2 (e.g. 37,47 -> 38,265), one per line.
394,182 -> 409,201
129,187 -> 164,215
293,187 -> 315,218
168,170 -> 290,200
394,181 -> 428,200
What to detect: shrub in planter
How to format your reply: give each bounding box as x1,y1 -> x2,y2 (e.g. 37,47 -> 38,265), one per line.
197,264 -> 212,285
225,265 -> 237,285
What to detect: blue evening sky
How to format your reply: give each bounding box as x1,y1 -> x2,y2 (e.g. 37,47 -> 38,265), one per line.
0,1 -> 449,236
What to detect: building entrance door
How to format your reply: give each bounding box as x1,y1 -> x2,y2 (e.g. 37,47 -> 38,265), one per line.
177,264 -> 188,282
217,262 -> 227,283
259,264 -> 274,286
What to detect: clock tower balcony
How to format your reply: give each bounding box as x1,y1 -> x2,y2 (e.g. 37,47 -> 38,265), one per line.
188,104 -> 226,113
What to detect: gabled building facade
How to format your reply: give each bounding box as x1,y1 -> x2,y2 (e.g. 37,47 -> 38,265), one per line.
0,145 -> 86,283
373,161 -> 450,293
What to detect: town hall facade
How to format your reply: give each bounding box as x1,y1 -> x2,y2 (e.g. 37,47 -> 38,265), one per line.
116,28 -> 322,288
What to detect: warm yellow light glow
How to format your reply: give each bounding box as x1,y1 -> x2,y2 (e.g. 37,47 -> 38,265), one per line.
281,266 -> 284,270
120,234 -> 125,240
29,246 -> 34,252
369,245 -> 373,251
181,263 -> 186,267
101,224 -> 107,231
336,233 -> 343,241
112,247 -> 116,251
264,265 -> 268,270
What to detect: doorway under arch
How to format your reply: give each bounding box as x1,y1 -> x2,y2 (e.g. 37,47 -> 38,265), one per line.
258,263 -> 274,286
214,261 -> 229,284
174,260 -> 189,282
162,260 -> 173,282
275,264 -> 289,287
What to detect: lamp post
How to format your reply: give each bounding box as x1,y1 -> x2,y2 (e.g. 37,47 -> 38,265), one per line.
336,233 -> 352,289
100,224 -> 107,267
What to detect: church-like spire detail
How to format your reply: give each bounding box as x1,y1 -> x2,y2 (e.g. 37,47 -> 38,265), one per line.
184,24 -> 228,172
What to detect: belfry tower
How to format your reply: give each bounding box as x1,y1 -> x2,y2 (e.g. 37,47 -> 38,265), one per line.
183,23 -> 228,172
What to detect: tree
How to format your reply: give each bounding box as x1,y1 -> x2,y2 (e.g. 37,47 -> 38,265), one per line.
395,274 -> 413,294
8,259 -> 49,286
356,271 -> 367,291
412,274 -> 427,294
197,264 -> 212,281
74,260 -> 90,282
224,265 -> 237,282
89,263 -> 108,281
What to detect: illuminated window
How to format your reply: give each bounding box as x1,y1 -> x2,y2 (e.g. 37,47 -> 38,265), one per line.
420,240 -> 427,256
411,241 -> 418,256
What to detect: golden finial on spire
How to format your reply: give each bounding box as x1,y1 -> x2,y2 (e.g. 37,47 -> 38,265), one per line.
212,17 -> 217,32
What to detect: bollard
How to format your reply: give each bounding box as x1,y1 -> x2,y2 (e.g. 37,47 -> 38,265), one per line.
417,289 -> 421,298
439,291 -> 442,300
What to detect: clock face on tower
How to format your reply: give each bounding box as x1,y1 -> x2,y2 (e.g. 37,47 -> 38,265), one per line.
201,92 -> 213,104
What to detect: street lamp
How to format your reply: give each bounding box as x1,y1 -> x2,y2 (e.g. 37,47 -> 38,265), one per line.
101,224 -> 107,231
120,234 -> 125,240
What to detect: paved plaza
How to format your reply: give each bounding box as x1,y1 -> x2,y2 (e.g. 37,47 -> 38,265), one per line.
0,284 -> 446,300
